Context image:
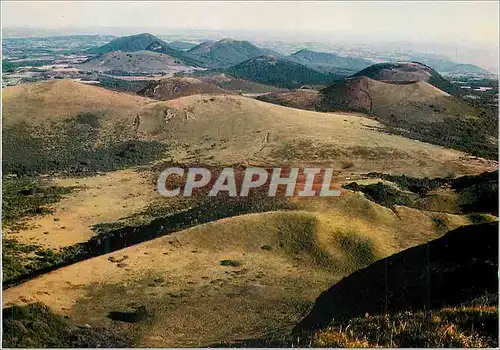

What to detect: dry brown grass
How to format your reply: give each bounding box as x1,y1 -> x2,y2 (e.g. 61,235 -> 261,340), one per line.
2,80 -> 497,347
143,94 -> 496,177
5,170 -> 160,249
4,80 -> 497,178
138,77 -> 228,101
312,305 -> 498,348
2,191 -> 480,347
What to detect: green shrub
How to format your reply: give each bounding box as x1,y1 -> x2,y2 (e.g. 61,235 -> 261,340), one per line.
2,303 -> 131,348
220,259 -> 242,267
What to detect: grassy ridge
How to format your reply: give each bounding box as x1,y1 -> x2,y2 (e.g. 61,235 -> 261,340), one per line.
2,177 -> 80,282
381,112 -> 498,160
2,303 -> 131,348
2,112 -> 168,177
294,222 -> 498,334
312,304 -> 498,347
2,190 -> 296,288
357,171 -> 499,215
2,177 -> 77,228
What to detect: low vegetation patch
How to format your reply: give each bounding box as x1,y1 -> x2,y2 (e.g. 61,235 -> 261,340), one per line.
312,305 -> 498,348
2,303 -> 131,348
2,176 -> 78,229
361,171 -> 498,216
2,113 -> 168,176
453,171 -> 499,215
380,113 -> 498,160
467,213 -> 494,224
2,237 -> 83,284
343,182 -> 416,208
99,75 -> 153,92
2,175 -> 82,283
2,59 -> 53,73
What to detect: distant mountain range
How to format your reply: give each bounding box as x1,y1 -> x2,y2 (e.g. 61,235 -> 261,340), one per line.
285,49 -> 374,74
223,55 -> 340,89
84,33 -> 495,79
388,53 -> 494,77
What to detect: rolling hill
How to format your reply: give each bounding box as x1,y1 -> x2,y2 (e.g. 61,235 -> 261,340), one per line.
168,40 -> 198,51
2,79 -> 498,347
223,55 -> 339,89
186,38 -> 279,68
137,77 -> 227,100
319,76 -> 456,118
85,33 -> 203,67
3,80 -> 495,177
286,49 -> 373,74
351,61 -> 461,96
294,221 -> 498,347
2,193 -> 487,347
77,50 -> 196,74
86,33 -> 170,54
137,74 -> 282,100
257,62 -> 498,159
258,75 -> 460,118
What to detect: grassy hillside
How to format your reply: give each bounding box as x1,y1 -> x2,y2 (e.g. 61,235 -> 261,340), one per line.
286,49 -> 373,74
257,75 -> 498,159
2,81 -> 165,177
320,76 -> 453,116
223,55 -> 342,89
2,192 -> 479,346
294,222 -> 498,347
311,303 -> 498,347
4,80 -> 496,178
138,77 -> 227,100
257,89 -> 321,109
187,39 -> 278,68
77,51 -> 194,74
2,79 -> 498,347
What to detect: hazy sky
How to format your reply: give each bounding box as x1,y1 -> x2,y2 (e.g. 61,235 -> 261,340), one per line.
2,1 -> 499,72
3,1 -> 498,45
